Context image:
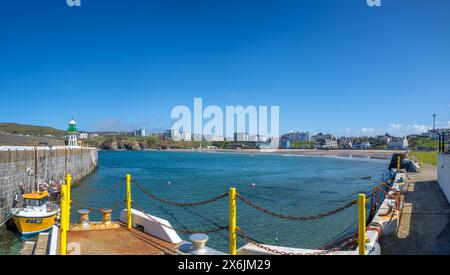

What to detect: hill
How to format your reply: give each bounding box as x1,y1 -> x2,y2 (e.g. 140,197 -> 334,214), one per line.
0,123 -> 66,138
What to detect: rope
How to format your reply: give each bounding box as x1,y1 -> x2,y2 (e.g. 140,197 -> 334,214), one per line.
0,213 -> 12,228
132,179 -> 228,207
236,193 -> 356,221
132,201 -> 229,234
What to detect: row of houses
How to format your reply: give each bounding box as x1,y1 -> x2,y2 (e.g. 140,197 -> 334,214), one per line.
280,132 -> 409,150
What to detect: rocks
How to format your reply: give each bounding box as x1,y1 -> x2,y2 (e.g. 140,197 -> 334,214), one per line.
100,139 -> 146,151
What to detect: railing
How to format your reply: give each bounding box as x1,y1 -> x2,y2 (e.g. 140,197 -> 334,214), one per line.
439,133 -> 449,154
129,176 -> 374,255
59,172 -> 398,256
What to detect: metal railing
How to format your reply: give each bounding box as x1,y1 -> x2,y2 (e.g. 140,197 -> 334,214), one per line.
58,172 -> 398,256
129,176 -> 371,255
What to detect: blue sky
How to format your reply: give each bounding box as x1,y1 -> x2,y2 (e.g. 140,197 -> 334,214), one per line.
1,0 -> 449,136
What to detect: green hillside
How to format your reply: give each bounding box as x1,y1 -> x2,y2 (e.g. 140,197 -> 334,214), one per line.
0,123 -> 66,137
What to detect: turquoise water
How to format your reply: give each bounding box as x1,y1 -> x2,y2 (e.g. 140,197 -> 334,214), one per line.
0,151 -> 388,254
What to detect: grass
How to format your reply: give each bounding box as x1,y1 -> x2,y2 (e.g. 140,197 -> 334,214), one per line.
0,123 -> 66,137
409,137 -> 439,150
408,151 -> 438,166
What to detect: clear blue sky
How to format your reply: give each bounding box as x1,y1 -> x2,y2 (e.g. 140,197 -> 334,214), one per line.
1,0 -> 449,136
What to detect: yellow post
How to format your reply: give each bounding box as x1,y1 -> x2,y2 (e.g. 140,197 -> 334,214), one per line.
229,187 -> 237,255
420,159 -> 423,174
358,194 -> 367,255
397,156 -> 401,171
65,174 -> 72,230
126,174 -> 132,229
60,184 -> 67,255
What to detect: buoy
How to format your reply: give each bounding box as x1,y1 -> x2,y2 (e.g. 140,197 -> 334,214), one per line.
168,181 -> 171,185
251,183 -> 256,188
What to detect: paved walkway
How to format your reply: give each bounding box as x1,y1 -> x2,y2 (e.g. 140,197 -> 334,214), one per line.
381,164 -> 450,255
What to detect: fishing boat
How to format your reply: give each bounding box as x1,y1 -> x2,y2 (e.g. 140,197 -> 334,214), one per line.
11,192 -> 59,236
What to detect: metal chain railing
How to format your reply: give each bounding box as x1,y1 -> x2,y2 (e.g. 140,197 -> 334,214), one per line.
132,179 -> 228,207
132,200 -> 229,234
237,227 -> 356,255
76,177 -> 124,194
236,193 -> 357,221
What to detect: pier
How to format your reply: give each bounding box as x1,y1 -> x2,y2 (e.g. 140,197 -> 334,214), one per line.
381,163 -> 450,255
0,146 -> 98,226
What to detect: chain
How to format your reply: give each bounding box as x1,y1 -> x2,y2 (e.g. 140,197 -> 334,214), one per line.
132,179 -> 228,207
237,228 -> 356,255
236,193 -> 356,221
76,178 -> 124,194
132,201 -> 228,234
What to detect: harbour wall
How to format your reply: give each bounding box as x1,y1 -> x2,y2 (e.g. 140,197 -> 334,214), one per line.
438,153 -> 450,203
0,147 -> 98,223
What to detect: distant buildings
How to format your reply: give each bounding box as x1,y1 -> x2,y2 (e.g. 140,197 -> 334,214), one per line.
133,128 -> 147,137
338,137 -> 353,149
283,131 -> 310,142
234,132 -> 248,142
315,138 -> 338,149
353,141 -> 371,150
78,131 -> 89,140
387,137 -> 409,150
184,131 -> 194,141
427,129 -> 450,140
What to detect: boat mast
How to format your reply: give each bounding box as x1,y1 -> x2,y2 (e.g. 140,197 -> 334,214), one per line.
34,144 -> 38,192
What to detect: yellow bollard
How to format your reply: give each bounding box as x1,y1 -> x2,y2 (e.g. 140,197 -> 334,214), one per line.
126,174 -> 132,229
229,187 -> 237,255
65,174 -> 72,230
60,184 -> 67,255
358,194 -> 367,255
397,155 -> 401,171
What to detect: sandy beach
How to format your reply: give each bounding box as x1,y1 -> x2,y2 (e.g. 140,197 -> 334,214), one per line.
162,149 -> 406,160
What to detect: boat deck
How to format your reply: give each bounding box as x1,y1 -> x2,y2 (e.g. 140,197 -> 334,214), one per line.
58,222 -> 179,255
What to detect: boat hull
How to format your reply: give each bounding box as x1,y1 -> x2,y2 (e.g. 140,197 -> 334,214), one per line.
12,213 -> 57,235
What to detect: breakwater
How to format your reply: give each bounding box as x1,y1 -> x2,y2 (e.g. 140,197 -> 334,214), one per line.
0,146 -> 98,224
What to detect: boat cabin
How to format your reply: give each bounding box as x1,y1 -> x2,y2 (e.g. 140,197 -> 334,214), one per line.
23,192 -> 49,208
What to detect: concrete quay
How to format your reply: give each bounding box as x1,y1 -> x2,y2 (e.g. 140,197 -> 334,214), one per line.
381,163 -> 450,255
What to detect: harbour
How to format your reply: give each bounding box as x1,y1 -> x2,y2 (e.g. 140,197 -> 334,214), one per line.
0,149 -> 403,255
1,1 -> 450,262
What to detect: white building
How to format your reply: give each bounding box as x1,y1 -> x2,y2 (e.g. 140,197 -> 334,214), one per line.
388,137 -> 409,150
353,141 -> 371,150
134,129 -> 146,137
316,138 -> 338,149
234,133 -> 248,142
78,132 -> 89,140
248,135 -> 258,142
182,131 -> 192,141
171,129 -> 181,141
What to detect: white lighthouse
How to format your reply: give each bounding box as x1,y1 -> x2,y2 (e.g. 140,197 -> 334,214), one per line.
68,118 -> 78,147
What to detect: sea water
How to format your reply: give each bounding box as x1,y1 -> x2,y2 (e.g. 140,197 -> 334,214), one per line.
0,151 -> 388,254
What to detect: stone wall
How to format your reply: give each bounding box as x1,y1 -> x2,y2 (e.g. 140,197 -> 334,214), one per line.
438,153 -> 450,203
0,147 -> 98,222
